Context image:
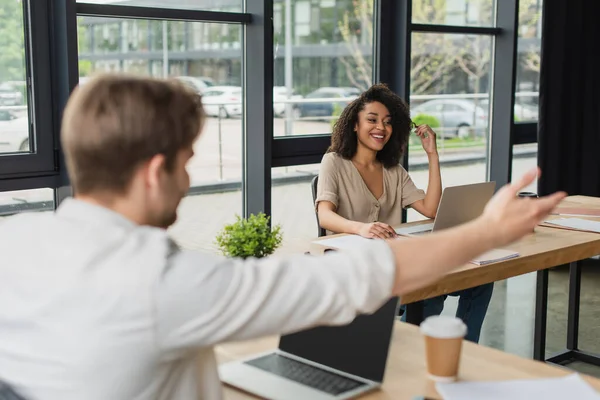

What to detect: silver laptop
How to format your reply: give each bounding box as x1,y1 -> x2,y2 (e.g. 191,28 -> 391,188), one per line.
219,298 -> 399,400
396,181 -> 496,236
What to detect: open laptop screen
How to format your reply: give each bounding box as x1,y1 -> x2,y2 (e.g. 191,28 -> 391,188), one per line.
278,297 -> 399,383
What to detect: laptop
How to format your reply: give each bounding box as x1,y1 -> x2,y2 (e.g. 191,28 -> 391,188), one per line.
219,297 -> 399,400
396,181 -> 496,236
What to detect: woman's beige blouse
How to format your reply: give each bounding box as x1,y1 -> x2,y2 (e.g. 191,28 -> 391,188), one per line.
315,152 -> 426,235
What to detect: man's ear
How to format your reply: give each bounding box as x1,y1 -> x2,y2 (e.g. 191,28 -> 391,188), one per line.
145,154 -> 167,188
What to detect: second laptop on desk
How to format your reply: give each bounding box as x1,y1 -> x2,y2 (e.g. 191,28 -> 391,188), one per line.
396,181 -> 496,236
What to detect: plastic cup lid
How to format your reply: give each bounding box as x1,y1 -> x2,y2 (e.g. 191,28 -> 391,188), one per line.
419,315 -> 467,339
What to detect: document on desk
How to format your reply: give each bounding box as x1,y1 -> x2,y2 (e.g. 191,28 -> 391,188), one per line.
470,249 -> 520,266
436,373 -> 600,400
543,217 -> 600,233
551,207 -> 600,217
313,235 -> 377,250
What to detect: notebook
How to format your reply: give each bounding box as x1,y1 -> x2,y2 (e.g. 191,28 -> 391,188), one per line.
542,217 -> 600,234
470,249 -> 520,266
436,373 -> 600,400
551,207 -> 600,217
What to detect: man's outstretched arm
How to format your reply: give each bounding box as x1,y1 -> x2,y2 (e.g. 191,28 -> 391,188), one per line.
155,168 -> 565,352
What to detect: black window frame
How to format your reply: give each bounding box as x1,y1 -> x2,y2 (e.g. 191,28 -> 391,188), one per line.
0,1 -> 57,183
0,0 -> 538,219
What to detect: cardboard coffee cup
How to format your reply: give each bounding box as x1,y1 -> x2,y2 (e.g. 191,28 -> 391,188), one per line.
420,316 -> 467,382
517,192 -> 540,232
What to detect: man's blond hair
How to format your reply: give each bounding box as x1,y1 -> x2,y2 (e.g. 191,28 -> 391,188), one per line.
61,73 -> 204,195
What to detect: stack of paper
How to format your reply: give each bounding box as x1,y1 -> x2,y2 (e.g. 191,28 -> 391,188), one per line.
312,235 -> 376,250
470,249 -> 519,266
436,373 -> 600,400
551,207 -> 600,217
543,217 -> 600,233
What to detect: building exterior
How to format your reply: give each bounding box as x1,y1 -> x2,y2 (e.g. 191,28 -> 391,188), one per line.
78,0 -> 541,97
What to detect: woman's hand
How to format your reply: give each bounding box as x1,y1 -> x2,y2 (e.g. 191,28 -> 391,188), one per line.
358,222 -> 398,239
415,124 -> 438,155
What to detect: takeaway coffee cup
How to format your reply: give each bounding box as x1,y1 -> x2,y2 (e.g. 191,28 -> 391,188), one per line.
517,192 -> 540,232
420,315 -> 467,382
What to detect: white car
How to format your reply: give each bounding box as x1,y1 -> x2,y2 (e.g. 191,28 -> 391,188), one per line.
0,110 -> 29,152
0,83 -> 23,106
174,76 -> 211,95
273,86 -> 303,117
201,86 -> 242,118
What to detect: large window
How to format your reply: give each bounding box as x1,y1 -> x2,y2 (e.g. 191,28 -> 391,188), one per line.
0,188 -> 54,218
0,0 -> 29,155
78,16 -> 244,252
76,0 -> 244,12
270,164 -> 321,253
515,0 -> 542,122
411,0 -> 496,27
273,0 -> 374,137
0,0 -> 57,215
407,32 -> 493,221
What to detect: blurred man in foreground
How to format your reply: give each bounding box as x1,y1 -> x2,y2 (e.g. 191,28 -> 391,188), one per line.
0,74 -> 565,400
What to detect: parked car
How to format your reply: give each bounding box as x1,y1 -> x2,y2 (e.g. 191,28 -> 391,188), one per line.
273,86 -> 303,117
201,86 -> 242,118
296,87 -> 360,119
0,111 -> 29,152
411,99 -> 488,138
197,76 -> 215,87
0,83 -> 23,106
174,76 -> 211,94
480,99 -> 539,122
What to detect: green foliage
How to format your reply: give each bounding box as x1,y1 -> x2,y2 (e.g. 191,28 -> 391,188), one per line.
0,0 -> 26,82
215,213 -> 283,259
410,113 -> 440,145
78,60 -> 93,77
330,103 -> 343,130
412,113 -> 441,128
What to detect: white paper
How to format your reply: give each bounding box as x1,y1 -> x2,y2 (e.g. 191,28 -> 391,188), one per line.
436,373 -> 600,400
556,213 -> 600,218
312,235 -> 379,250
470,248 -> 520,266
544,217 -> 600,233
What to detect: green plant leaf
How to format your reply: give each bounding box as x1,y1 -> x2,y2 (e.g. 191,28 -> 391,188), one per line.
214,212 -> 283,259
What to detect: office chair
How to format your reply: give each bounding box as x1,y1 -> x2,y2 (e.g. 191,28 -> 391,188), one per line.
311,175 -> 326,238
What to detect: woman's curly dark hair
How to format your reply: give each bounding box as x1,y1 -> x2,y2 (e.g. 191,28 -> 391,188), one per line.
328,83 -> 411,168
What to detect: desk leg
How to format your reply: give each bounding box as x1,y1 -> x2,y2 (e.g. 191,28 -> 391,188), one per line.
405,301 -> 425,325
566,261 -> 582,351
533,269 -> 548,361
535,261 -> 600,367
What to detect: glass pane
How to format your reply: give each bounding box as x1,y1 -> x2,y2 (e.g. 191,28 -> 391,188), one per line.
511,144 -> 538,192
0,0 -> 30,154
78,17 -> 243,252
0,189 -> 54,217
515,0 -> 543,122
407,33 -> 493,222
412,0 -> 496,27
273,0 -> 373,137
271,164 -> 321,254
76,0 -> 243,12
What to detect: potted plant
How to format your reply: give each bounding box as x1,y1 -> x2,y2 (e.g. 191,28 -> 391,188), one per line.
215,212 -> 283,259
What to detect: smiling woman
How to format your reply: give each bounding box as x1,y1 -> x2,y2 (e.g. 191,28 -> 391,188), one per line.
313,83 -> 441,238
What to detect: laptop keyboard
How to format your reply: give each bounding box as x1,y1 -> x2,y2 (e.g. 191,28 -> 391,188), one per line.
245,353 -> 367,395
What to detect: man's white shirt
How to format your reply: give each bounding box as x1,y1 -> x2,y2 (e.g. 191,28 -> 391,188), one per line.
0,199 -> 396,399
